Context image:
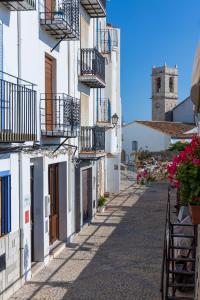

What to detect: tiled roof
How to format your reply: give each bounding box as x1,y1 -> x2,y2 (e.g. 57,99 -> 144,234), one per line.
134,121 -> 195,136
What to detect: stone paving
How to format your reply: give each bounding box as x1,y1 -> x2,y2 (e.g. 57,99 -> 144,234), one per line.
11,172 -> 167,300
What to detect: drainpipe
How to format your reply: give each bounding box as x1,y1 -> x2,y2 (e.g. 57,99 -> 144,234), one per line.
17,11 -> 24,278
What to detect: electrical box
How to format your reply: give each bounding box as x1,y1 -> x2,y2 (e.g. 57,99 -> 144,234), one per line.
45,195 -> 50,218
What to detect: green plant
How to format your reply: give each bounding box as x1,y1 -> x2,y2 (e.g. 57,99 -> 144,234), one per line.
169,141 -> 189,153
98,196 -> 106,207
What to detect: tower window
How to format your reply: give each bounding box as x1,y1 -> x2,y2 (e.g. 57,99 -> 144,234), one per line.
156,77 -> 161,93
169,77 -> 174,93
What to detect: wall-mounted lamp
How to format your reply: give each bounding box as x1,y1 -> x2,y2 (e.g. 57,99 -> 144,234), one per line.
111,113 -> 119,128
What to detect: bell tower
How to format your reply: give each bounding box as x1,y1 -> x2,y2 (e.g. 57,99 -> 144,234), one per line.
152,64 -> 178,121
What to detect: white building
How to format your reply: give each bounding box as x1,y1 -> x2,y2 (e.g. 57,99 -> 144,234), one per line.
0,0 -> 121,298
122,121 -> 195,162
172,96 -> 195,123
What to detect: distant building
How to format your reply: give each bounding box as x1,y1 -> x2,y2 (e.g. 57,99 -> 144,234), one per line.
122,121 -> 195,162
172,96 -> 195,123
152,64 -> 178,121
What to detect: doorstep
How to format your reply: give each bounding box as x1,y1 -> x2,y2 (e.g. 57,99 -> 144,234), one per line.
49,240 -> 66,261
31,262 -> 45,278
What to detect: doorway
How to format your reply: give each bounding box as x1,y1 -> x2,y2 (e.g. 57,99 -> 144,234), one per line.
48,164 -> 59,245
30,166 -> 35,262
82,168 -> 92,224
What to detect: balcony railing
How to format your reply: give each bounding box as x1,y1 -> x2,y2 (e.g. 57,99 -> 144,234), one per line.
40,93 -> 80,138
80,0 -> 106,17
1,0 -> 36,10
80,126 -> 105,152
40,0 -> 79,40
80,48 -> 106,88
97,98 -> 111,123
99,28 -> 119,54
0,71 -> 37,142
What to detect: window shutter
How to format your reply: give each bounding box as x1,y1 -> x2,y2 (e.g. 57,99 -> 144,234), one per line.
1,177 -> 5,235
0,175 -> 11,236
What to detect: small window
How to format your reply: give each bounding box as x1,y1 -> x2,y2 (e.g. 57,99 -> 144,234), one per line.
156,77 -> 161,93
0,175 -> 11,237
169,77 -> 174,93
132,141 -> 138,151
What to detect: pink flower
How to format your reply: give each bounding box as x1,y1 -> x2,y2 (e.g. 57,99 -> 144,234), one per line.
192,159 -> 200,165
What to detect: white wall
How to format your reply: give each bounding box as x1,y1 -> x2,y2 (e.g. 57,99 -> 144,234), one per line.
173,97 -> 195,123
122,122 -> 171,161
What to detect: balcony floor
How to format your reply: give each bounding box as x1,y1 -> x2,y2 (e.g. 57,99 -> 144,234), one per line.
1,0 -> 36,11
79,75 -> 106,88
79,151 -> 106,159
40,17 -> 79,40
80,0 -> 106,17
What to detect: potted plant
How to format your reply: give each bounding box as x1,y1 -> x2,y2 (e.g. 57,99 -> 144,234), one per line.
97,196 -> 107,213
167,136 -> 200,224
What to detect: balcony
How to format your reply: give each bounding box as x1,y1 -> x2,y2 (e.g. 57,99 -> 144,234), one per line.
0,71 -> 37,142
0,0 -> 36,10
79,48 -> 106,88
80,0 -> 106,17
40,93 -> 80,138
79,126 -> 106,159
99,28 -> 119,54
97,98 -> 111,125
40,0 -> 79,40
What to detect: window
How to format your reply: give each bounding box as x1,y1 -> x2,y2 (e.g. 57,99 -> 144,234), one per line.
0,174 -> 11,237
132,141 -> 138,151
169,77 -> 174,93
156,77 -> 161,93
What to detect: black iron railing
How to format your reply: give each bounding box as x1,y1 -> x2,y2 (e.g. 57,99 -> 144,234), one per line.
80,0 -> 106,17
99,28 -> 118,54
40,93 -> 80,138
40,0 -> 79,40
0,71 -> 37,142
97,98 -> 111,123
1,0 -> 36,10
80,126 -> 105,152
80,48 -> 105,84
160,186 -> 197,299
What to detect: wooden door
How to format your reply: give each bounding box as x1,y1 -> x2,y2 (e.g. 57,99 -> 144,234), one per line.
45,56 -> 53,131
45,0 -> 55,18
82,168 -> 92,223
49,164 -> 59,245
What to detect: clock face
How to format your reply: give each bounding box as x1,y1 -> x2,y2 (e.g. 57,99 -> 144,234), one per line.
156,103 -> 160,109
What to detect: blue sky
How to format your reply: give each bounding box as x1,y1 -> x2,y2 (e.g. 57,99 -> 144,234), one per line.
107,0 -> 200,122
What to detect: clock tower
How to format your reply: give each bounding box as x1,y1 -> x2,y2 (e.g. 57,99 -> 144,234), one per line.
152,64 -> 178,121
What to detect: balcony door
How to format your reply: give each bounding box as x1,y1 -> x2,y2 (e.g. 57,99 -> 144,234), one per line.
45,55 -> 53,132
49,164 -> 59,245
45,0 -> 55,17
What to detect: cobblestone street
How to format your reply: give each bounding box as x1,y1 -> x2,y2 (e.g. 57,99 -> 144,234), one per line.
11,172 -> 167,300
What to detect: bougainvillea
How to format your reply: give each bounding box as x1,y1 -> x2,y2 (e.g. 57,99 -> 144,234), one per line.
167,136 -> 200,205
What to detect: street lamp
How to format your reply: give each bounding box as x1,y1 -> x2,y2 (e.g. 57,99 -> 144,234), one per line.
111,113 -> 119,128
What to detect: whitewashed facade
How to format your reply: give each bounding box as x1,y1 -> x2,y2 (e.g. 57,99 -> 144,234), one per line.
0,0 -> 121,298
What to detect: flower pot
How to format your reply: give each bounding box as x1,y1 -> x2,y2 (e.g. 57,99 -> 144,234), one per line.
97,206 -> 105,213
189,204 -> 200,224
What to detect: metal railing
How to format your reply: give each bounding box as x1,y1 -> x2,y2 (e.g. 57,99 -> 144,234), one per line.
40,0 -> 80,40
80,126 -> 105,152
80,0 -> 106,17
99,28 -> 119,54
1,0 -> 36,10
0,71 -> 37,142
97,98 -> 111,123
80,48 -> 105,83
40,93 -> 80,138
